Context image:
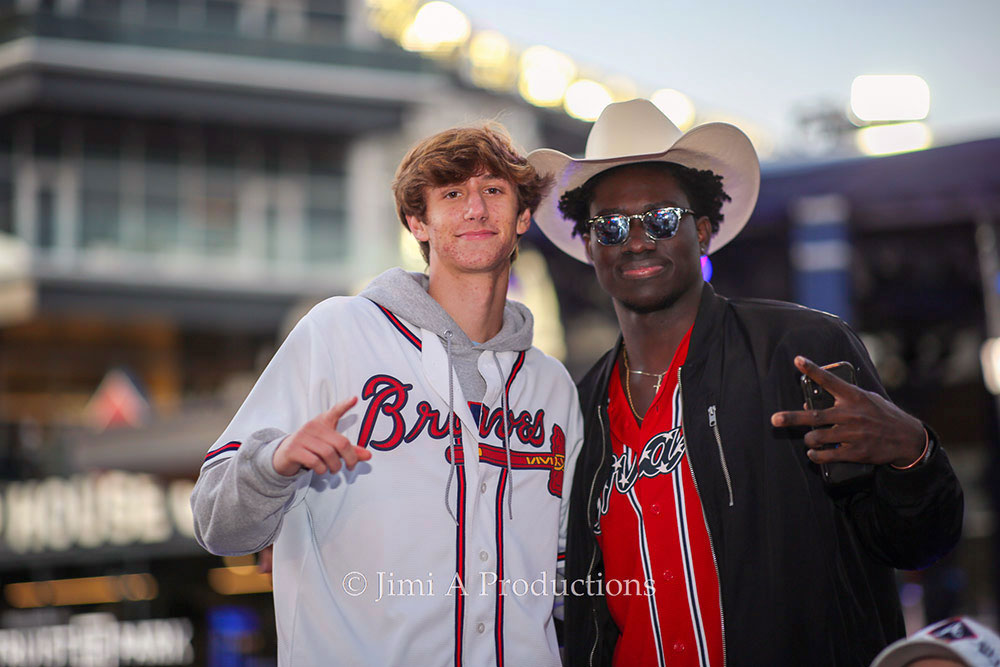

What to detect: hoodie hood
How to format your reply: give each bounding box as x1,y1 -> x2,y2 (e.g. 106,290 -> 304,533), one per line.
359,267 -> 534,354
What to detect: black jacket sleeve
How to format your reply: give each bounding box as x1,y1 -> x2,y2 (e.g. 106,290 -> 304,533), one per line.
771,316 -> 964,570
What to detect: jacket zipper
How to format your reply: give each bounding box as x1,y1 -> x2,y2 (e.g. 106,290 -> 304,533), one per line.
587,404 -> 609,667
707,405 -> 734,507
679,368 -> 727,667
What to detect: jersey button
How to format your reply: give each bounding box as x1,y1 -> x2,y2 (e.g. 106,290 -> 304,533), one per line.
476,622 -> 486,634
650,503 -> 661,514
479,550 -> 489,562
672,641 -> 686,653
480,482 -> 488,494
662,570 -> 674,581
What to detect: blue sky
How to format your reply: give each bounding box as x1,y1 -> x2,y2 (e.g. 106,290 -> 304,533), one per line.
455,0 -> 1000,153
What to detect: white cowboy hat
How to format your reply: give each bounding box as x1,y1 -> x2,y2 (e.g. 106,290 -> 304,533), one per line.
528,98 -> 761,263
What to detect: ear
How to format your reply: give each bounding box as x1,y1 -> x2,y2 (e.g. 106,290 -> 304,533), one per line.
515,207 -> 532,235
695,216 -> 712,254
582,232 -> 595,263
406,214 -> 430,242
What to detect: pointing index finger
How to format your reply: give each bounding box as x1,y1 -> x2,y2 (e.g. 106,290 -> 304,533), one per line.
796,356 -> 855,398
322,396 -> 358,428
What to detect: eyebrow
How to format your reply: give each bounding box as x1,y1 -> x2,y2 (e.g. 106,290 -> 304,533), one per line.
592,200 -> 686,216
433,174 -> 506,190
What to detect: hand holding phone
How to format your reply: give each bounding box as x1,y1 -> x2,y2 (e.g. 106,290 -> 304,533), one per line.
772,355 -> 926,480
800,361 -> 856,449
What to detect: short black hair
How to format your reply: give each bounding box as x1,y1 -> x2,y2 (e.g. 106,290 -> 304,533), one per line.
557,161 -> 731,239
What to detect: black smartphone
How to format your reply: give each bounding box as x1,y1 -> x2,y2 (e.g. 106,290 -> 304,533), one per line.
800,361 -> 874,485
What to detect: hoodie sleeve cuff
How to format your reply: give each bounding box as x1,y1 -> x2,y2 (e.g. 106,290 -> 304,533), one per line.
239,427 -> 309,492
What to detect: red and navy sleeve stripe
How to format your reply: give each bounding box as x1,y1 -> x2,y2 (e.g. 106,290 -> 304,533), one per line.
370,301 -> 422,350
204,441 -> 241,462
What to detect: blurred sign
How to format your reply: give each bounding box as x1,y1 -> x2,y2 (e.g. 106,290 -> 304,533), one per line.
0,471 -> 195,559
0,612 -> 193,666
84,370 -> 152,432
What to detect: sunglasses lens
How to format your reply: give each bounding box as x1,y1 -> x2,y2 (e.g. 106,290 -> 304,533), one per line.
593,216 -> 629,245
644,207 -> 683,239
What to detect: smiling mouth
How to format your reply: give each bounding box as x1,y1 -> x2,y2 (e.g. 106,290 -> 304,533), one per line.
459,230 -> 497,240
620,264 -> 665,279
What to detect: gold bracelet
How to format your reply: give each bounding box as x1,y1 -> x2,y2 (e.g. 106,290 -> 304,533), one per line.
890,428 -> 931,470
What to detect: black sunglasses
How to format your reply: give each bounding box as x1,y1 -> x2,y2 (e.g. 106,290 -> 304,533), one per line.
587,206 -> 695,246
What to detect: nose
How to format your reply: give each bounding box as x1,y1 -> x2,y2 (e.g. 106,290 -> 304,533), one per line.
623,218 -> 655,253
465,191 -> 487,220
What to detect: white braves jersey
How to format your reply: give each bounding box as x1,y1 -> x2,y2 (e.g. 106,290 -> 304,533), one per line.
194,295 -> 582,666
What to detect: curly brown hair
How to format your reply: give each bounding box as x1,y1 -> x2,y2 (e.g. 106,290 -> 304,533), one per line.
557,161 -> 730,239
393,123 -> 553,263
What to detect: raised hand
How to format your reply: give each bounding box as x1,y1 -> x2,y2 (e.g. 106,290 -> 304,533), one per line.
770,356 -> 926,468
272,396 -> 372,476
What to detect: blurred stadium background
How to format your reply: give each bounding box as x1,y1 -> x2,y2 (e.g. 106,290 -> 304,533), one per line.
0,1 -> 996,664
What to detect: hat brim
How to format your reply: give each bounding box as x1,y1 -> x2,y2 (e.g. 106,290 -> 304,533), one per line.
528,122 -> 761,264
870,639 -> 965,667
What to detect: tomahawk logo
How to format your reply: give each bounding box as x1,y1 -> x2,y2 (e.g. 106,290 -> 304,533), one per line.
595,427 -> 685,525
931,618 -> 978,642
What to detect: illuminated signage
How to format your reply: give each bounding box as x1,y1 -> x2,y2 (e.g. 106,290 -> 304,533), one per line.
0,471 -> 195,556
0,612 -> 193,666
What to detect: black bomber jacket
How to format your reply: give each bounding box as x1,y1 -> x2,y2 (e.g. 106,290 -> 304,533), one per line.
564,282 -> 964,667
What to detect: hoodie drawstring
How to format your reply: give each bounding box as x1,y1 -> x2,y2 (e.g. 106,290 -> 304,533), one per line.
443,332 -> 515,523
493,354 -> 513,520
443,330 -> 459,525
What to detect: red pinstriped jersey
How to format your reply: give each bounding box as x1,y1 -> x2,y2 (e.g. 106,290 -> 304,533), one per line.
595,329 -> 723,666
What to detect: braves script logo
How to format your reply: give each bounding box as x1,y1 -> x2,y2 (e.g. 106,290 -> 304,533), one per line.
594,427 -> 686,530
355,374 -> 565,495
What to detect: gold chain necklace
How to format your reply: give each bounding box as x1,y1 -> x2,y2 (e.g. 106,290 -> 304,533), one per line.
622,346 -> 668,421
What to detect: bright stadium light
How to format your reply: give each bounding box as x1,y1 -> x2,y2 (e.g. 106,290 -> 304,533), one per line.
400,2 -> 470,54
563,80 -> 613,121
856,121 -> 932,156
650,88 -> 696,130
518,46 -> 576,107
850,75 -> 930,122
467,31 -> 514,89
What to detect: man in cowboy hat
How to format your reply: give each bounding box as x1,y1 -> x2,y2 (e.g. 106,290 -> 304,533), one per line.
528,99 -> 963,666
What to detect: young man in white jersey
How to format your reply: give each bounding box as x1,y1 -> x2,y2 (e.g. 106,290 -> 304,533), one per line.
528,99 -> 962,666
191,124 -> 582,666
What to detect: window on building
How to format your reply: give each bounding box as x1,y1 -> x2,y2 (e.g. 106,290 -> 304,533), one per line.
144,0 -> 181,25
80,0 -> 124,21
202,166 -> 237,255
35,187 -> 56,249
0,139 -> 11,235
144,159 -> 180,253
204,0 -> 239,32
305,0 -> 347,43
305,174 -> 345,264
0,179 -> 12,236
80,157 -> 120,249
